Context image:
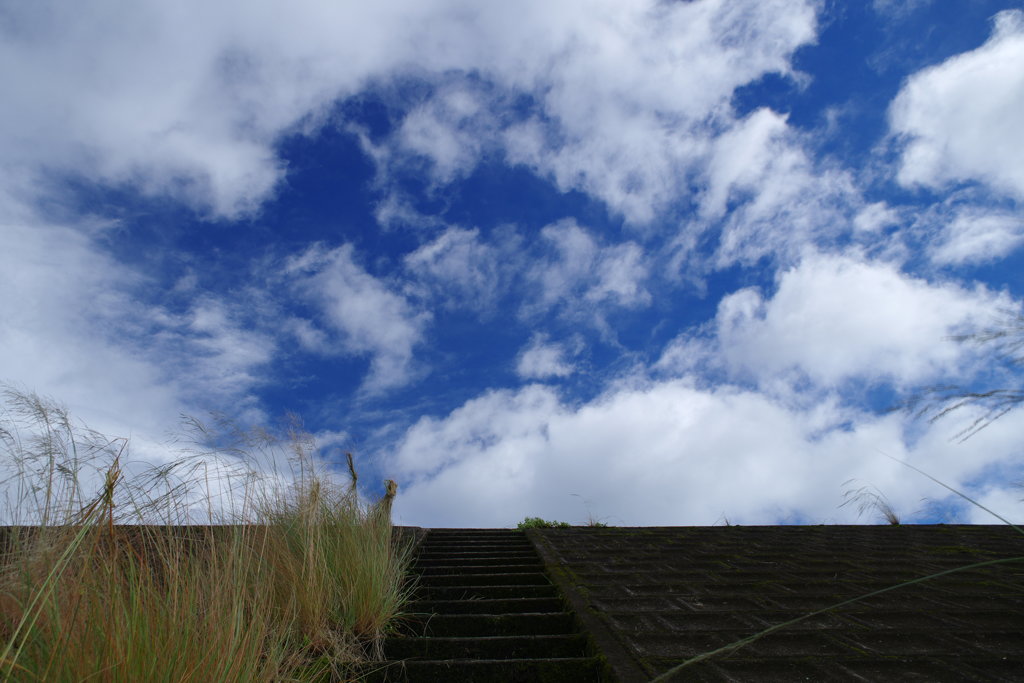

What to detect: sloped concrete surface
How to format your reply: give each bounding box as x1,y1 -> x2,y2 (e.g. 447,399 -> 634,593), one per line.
529,525 -> 1024,682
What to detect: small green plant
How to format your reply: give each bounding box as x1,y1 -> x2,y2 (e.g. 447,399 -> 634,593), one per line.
517,517 -> 571,529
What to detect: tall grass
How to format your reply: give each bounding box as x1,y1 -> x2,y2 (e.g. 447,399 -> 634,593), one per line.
0,386 -> 414,682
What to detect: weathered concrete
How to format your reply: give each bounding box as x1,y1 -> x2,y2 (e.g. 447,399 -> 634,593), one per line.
530,525 -> 1024,681
372,529 -> 611,682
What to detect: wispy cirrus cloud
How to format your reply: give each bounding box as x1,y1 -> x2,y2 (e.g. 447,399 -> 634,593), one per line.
927,207 -> 1024,266
0,197 -> 277,434
527,220 -> 651,315
403,226 -> 512,313
286,244 -> 429,394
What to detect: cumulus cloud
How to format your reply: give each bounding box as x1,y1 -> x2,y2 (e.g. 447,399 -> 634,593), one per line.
516,335 -> 574,380
506,0 -> 817,224
287,244 -> 428,394
374,190 -> 445,232
171,297 -> 276,398
388,378 -> 1023,527
0,0 -> 471,217
405,220 -> 650,323
965,483 -> 1024,524
711,252 -> 1011,388
890,9 -> 1024,199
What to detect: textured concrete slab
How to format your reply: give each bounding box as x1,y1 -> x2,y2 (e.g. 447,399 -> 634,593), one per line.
529,525 -> 1024,682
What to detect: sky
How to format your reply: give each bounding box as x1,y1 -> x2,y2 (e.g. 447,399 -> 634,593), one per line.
1,0 -> 1023,527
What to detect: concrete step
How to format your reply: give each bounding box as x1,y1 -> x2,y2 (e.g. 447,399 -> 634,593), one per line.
406,597 -> 565,614
384,633 -> 591,660
418,543 -> 535,553
415,563 -> 543,576
417,571 -> 551,587
414,554 -> 540,566
416,584 -> 559,601
400,612 -> 577,637
421,533 -> 531,540
422,532 -> 531,540
421,532 -> 528,536
373,529 -> 610,682
360,656 -> 605,682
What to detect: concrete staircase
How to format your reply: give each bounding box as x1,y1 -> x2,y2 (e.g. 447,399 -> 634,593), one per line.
367,528 -> 607,682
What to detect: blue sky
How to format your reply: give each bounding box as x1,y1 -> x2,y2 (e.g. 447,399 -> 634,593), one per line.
2,0 -> 1023,527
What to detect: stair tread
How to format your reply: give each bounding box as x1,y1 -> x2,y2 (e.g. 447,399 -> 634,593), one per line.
378,656 -> 601,664
379,530 -> 605,680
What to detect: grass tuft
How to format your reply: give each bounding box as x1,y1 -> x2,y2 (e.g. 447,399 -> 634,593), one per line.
0,386 -> 414,682
840,480 -> 901,525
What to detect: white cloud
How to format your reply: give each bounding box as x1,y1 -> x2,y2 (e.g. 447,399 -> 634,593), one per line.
406,220 -> 650,324
712,252 -> 1011,388
397,84 -> 494,184
379,0 -> 819,224
854,202 -> 901,234
965,485 -> 1024,524
391,384 -> 562,480
511,0 -> 817,225
174,298 -> 276,399
516,335 -> 574,380
374,191 -> 444,232
403,227 -> 508,312
0,1 -> 468,217
288,244 -> 428,393
0,0 -> 818,224
0,216 -> 179,435
890,10 -> 1024,199
697,109 -> 859,268
929,208 -> 1024,266
0,195 -> 280,442
529,220 -> 650,313
389,378 -> 1023,527
701,109 -> 794,220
